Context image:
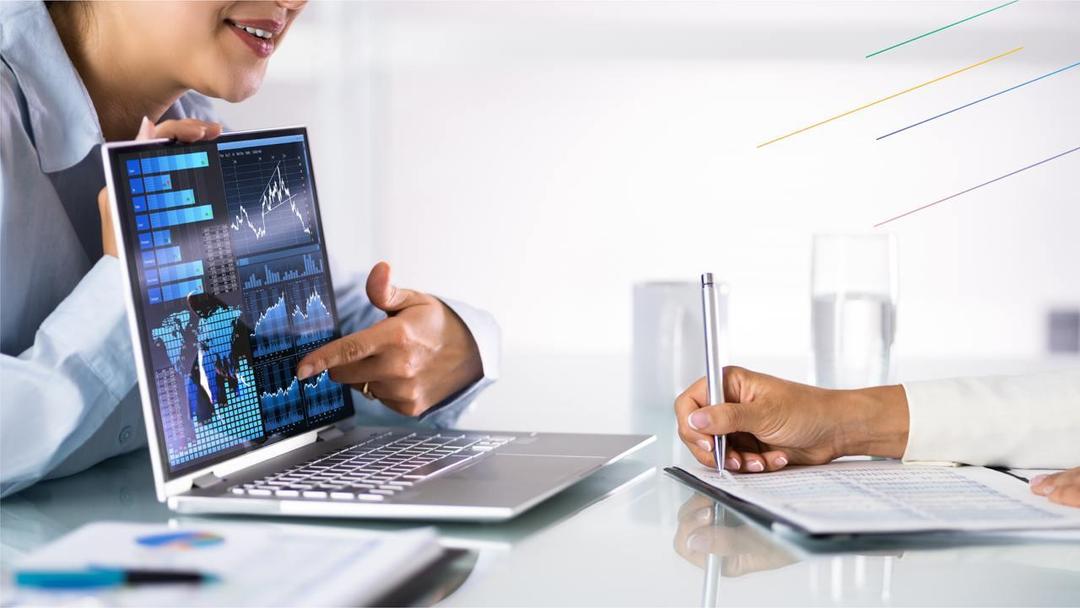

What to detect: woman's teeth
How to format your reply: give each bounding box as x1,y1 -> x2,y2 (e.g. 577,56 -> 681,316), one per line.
233,23 -> 273,40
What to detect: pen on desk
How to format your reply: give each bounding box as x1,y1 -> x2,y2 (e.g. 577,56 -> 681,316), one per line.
15,567 -> 220,589
700,273 -> 726,475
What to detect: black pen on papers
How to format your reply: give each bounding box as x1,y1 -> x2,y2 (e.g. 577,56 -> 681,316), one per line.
700,273 -> 726,475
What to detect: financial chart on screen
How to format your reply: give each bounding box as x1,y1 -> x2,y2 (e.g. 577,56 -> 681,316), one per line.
112,131 -> 350,475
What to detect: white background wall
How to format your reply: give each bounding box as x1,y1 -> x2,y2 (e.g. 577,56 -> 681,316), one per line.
215,1 -> 1080,360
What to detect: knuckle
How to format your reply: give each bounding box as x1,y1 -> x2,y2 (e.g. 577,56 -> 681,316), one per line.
404,385 -> 424,405
339,339 -> 363,364
387,324 -> 410,349
398,354 -> 419,379
395,391 -> 425,416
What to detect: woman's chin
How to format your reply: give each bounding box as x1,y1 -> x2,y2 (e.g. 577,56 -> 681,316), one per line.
201,75 -> 265,103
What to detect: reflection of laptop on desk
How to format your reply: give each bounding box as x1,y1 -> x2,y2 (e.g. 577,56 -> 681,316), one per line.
102,126 -> 651,521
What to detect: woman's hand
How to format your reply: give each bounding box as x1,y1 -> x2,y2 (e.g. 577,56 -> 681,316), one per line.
98,117 -> 223,257
673,494 -> 799,576
674,366 -> 909,472
1030,467 -> 1080,507
296,261 -> 484,417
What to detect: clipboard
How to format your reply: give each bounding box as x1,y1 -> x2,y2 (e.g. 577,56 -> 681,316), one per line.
665,467 -> 818,536
665,464 -> 1077,543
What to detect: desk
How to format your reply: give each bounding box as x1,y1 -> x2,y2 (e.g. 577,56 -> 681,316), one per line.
4,354 -> 1080,606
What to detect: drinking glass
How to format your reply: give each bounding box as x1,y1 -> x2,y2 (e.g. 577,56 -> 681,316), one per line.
811,234 -> 897,389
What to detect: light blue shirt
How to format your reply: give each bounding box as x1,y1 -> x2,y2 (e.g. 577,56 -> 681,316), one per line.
0,2 -> 499,498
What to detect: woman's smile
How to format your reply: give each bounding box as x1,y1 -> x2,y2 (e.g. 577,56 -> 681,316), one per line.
224,17 -> 284,58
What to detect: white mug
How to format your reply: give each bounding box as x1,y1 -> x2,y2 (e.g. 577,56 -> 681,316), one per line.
632,281 -> 729,410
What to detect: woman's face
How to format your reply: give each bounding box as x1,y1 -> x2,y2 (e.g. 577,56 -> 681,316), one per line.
114,1 -> 307,102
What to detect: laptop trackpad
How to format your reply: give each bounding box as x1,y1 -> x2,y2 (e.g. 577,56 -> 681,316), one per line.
409,454 -> 597,508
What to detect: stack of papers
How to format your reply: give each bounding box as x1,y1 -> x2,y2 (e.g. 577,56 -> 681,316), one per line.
9,521 -> 444,607
669,460 -> 1080,536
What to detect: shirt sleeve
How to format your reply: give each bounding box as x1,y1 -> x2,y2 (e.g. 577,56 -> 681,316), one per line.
0,257 -> 140,497
417,296 -> 500,427
332,280 -> 500,429
901,369 -> 1080,469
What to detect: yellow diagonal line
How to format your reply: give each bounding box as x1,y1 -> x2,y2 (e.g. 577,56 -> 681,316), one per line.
757,46 -> 1023,148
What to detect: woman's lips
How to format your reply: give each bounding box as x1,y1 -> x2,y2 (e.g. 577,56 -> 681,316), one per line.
227,22 -> 276,58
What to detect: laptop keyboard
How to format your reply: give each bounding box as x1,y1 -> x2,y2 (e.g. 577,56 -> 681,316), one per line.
230,432 -> 514,502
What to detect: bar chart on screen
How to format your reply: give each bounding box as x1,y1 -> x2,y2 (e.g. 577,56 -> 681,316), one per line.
240,249 -> 325,289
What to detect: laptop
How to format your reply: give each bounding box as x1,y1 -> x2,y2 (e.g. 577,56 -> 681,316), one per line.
102,126 -> 652,521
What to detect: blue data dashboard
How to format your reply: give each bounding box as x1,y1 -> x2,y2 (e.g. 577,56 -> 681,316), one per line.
110,130 -> 352,476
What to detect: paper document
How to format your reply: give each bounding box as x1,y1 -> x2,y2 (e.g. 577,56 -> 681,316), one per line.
9,521 -> 443,607
676,460 -> 1080,535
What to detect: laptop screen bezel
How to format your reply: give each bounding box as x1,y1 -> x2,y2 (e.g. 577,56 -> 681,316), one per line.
104,126 -> 355,485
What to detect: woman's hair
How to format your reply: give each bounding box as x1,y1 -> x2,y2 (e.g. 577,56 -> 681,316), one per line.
45,1 -> 93,36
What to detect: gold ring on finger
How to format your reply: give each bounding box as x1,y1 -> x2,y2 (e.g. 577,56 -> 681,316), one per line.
361,382 -> 376,401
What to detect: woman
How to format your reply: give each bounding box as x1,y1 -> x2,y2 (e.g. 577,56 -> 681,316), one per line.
0,1 -> 498,497
674,366 -> 1080,507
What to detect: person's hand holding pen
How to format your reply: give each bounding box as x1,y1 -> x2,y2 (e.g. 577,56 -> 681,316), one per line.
674,366 -> 909,473
674,367 -> 1080,508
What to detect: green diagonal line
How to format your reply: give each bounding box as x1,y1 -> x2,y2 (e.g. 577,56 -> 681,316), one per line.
866,0 -> 1020,59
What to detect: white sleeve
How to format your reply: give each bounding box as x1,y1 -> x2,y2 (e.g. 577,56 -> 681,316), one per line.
901,369 -> 1080,469
0,257 -> 140,497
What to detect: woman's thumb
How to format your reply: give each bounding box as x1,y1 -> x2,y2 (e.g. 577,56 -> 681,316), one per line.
687,401 -> 760,436
136,116 -> 155,140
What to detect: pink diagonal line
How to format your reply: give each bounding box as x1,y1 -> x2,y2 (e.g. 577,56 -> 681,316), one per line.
874,145 -> 1080,228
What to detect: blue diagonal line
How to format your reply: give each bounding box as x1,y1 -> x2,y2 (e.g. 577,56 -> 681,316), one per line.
877,60 -> 1080,140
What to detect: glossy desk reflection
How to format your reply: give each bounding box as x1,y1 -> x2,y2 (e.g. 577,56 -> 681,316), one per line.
4,354 -> 1080,606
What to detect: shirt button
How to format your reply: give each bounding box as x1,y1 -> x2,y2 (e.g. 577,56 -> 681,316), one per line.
119,425 -> 133,445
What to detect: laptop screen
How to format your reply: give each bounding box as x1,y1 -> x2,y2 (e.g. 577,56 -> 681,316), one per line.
107,127 -> 354,478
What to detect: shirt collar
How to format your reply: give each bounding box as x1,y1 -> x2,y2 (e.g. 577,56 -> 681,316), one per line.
0,2 -> 105,173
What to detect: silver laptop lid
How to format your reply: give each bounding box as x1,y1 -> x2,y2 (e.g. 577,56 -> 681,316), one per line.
102,127 -> 354,500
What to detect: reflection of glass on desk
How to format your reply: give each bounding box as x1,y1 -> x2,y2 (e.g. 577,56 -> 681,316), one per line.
807,554 -> 897,604
811,233 -> 897,389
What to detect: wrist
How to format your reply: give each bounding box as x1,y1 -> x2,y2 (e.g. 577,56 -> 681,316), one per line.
836,385 -> 909,459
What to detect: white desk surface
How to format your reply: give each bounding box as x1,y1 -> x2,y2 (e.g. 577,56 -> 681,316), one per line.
3,354 -> 1079,606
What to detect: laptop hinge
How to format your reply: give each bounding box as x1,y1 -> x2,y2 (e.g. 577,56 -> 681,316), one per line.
317,426 -> 345,442
191,471 -> 224,490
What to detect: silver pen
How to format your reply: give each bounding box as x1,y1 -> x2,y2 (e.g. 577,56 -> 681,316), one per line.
700,273 -> 726,474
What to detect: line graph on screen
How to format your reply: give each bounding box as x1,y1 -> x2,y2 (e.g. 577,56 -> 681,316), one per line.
291,286 -> 334,346
257,358 -> 306,431
303,370 -> 345,417
222,146 -> 318,256
249,290 -> 291,357
245,275 -> 335,359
